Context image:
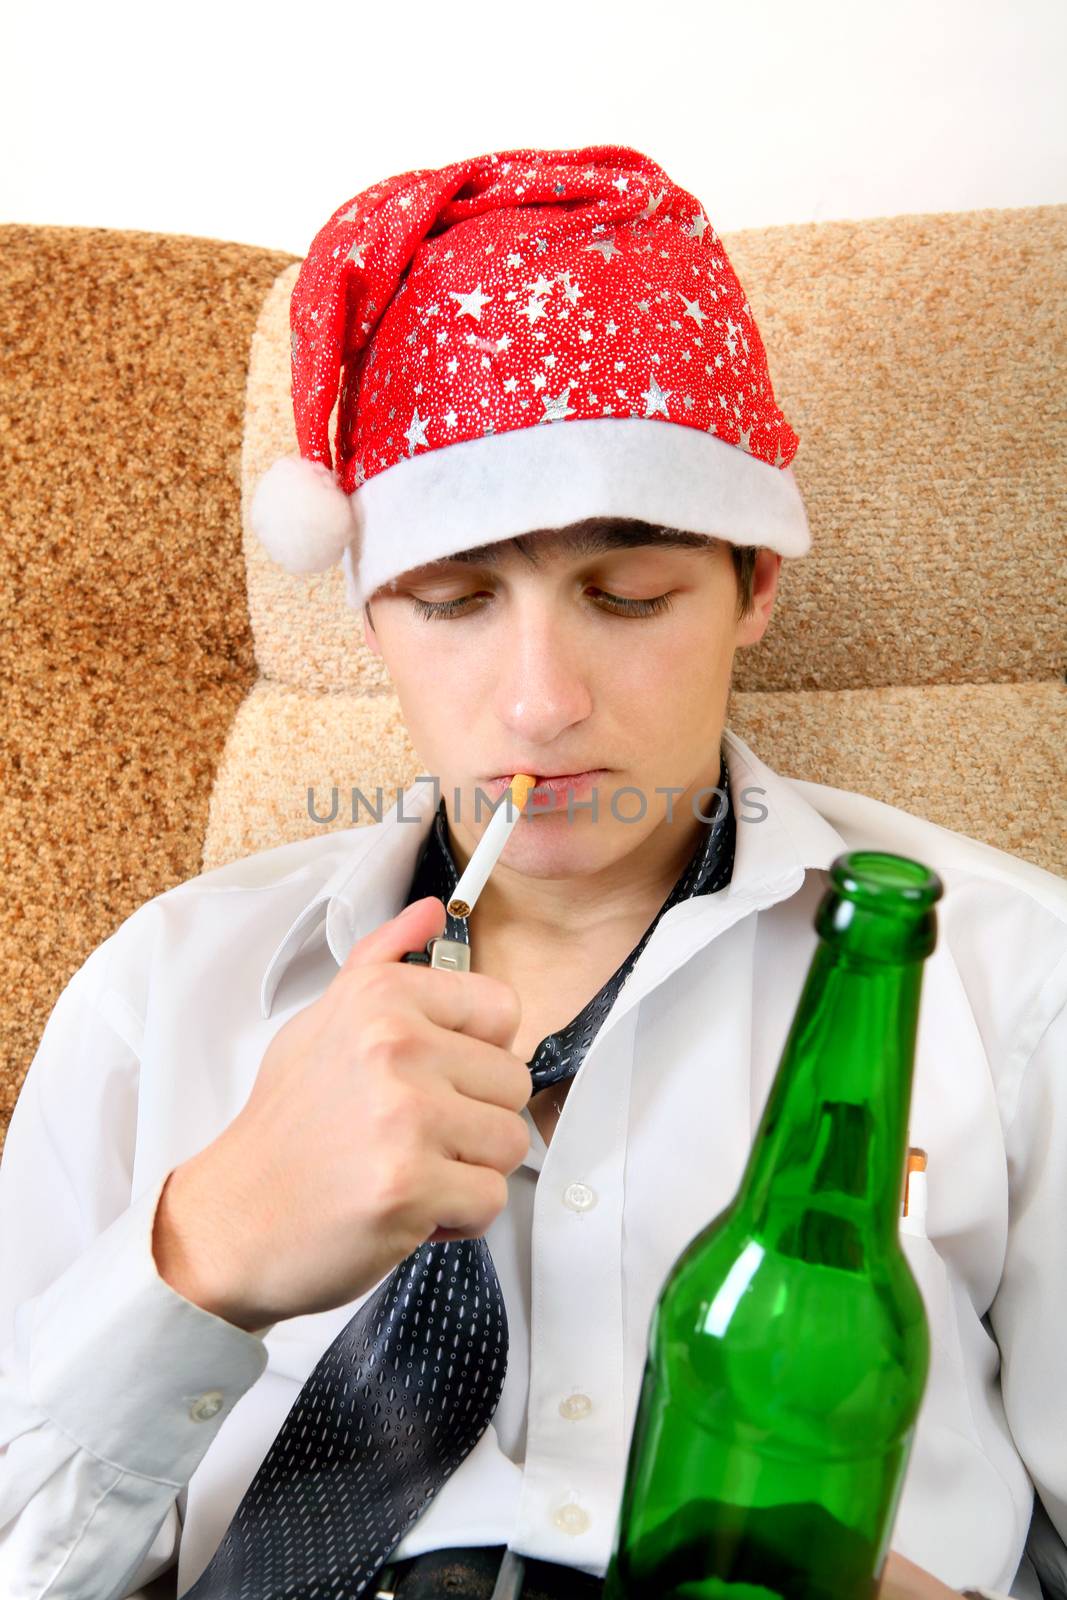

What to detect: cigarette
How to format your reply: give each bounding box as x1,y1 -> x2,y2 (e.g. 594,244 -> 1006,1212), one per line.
446,773 -> 536,917
901,1147 -> 928,1228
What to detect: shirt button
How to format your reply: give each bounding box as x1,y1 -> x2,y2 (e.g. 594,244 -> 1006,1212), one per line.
562,1182 -> 597,1213
189,1391 -> 224,1422
552,1502 -> 592,1536
559,1393 -> 593,1421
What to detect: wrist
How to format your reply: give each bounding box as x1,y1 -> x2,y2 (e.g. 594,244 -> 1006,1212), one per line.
152,1159 -> 266,1333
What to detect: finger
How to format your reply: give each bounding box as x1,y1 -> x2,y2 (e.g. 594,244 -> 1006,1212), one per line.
341,896 -> 446,972
336,897 -> 521,1050
434,1093 -> 531,1174
427,1159 -> 510,1238
351,962 -> 522,1054
438,1035 -> 532,1112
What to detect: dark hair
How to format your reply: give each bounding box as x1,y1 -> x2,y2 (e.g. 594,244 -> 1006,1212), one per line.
364,519 -> 760,624
730,544 -> 759,620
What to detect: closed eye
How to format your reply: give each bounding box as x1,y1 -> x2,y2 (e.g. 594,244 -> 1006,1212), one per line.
408,588 -> 676,620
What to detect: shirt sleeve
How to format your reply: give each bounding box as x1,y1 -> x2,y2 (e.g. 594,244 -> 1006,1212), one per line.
0,933 -> 270,1600
986,946 -> 1067,1567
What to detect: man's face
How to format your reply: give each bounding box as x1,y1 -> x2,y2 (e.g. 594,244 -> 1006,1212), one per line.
362,526 -> 781,886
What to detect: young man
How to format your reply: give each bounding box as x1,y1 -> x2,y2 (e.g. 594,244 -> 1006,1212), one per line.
1,144 -> 1063,1600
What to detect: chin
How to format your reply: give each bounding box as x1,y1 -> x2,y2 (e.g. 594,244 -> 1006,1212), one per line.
496,814 -> 621,879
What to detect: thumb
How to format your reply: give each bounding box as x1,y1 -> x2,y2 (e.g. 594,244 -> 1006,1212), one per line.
340,895 -> 447,973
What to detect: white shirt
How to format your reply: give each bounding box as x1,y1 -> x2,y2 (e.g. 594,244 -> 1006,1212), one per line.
1,728 -> 1063,1600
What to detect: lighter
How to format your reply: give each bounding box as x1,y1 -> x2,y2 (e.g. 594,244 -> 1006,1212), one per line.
400,937 -> 471,972
397,774 -> 536,975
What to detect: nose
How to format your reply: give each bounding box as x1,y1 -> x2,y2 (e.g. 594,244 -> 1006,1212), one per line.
490,595 -> 594,749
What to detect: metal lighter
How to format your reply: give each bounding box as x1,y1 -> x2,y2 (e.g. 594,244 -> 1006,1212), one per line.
400,937 -> 471,972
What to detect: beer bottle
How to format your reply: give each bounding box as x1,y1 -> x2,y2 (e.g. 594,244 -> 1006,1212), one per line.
604,850 -> 943,1600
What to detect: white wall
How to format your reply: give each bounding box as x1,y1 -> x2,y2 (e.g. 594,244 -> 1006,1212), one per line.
3,0 -> 1064,252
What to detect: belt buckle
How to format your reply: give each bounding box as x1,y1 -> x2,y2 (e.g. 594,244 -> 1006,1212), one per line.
373,1548 -> 526,1598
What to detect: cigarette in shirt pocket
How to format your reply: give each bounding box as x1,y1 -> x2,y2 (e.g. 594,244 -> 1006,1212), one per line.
900,1147 -> 928,1236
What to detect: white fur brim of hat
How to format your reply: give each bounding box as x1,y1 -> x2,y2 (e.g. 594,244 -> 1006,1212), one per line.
249,417 -> 811,612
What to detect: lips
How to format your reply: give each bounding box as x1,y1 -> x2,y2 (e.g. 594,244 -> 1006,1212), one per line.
483,770 -> 607,803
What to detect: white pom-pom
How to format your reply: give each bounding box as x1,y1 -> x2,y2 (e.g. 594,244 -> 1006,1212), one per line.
249,452 -> 359,574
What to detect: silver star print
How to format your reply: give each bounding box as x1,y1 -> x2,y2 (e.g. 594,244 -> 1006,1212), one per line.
685,211 -> 709,240
449,285 -> 492,320
346,241 -> 366,268
585,237 -> 619,261
642,375 -> 671,418
638,188 -> 666,222
539,385 -> 577,423
678,293 -> 706,327
338,202 -> 360,223
404,410 -> 430,454
525,274 -> 554,298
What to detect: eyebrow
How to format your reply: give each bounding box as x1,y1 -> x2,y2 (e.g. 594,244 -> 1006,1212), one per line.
393,520 -> 718,584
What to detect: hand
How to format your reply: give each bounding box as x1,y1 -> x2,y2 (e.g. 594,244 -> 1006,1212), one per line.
152,894 -> 531,1330
879,1551 -> 963,1598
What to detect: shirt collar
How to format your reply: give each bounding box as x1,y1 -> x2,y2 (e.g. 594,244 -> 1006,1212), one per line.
260,728 -> 848,1020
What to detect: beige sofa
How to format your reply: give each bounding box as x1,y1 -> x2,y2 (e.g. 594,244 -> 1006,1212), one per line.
1,199 -> 1064,1599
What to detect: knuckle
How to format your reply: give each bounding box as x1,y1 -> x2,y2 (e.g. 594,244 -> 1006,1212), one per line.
360,1012 -> 419,1069
372,1078 -> 432,1144
495,981 -> 523,1031
470,1164 -> 508,1222
511,1061 -> 533,1108
349,964 -> 398,1008
505,1115 -> 531,1170
375,1148 -> 423,1220
484,1168 -> 509,1216
472,971 -> 521,1027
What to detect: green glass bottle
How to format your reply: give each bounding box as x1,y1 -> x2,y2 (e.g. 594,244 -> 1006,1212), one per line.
604,851 -> 944,1600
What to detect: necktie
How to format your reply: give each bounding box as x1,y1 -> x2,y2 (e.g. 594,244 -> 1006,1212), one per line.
186,759 -> 735,1600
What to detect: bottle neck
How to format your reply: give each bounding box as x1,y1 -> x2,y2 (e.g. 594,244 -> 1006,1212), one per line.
738,941 -> 923,1259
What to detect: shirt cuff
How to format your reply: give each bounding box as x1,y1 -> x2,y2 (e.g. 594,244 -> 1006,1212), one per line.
27,1175 -> 269,1485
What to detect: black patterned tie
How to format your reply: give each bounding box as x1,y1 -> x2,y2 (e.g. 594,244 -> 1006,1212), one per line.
186,760 -> 735,1600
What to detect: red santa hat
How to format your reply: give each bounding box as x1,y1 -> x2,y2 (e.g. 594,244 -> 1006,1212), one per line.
250,142 -> 810,611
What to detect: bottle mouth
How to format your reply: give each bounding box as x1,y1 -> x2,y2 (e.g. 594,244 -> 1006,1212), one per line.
818,851 -> 945,963
830,851 -> 944,913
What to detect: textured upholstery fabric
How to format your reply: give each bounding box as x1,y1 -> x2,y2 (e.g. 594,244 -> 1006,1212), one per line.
2,204 -> 1064,1149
